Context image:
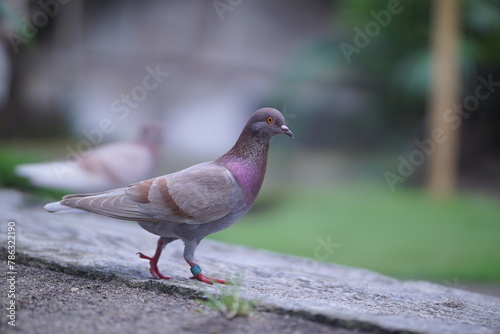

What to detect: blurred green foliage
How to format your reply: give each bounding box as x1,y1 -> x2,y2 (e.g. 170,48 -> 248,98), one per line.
271,0 -> 500,151
336,0 -> 500,92
0,149 -> 35,190
211,185 -> 500,282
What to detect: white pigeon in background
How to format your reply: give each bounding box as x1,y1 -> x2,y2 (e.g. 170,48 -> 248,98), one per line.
16,124 -> 163,193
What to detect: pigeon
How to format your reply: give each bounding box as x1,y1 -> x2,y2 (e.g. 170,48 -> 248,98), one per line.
44,108 -> 294,284
16,124 -> 163,193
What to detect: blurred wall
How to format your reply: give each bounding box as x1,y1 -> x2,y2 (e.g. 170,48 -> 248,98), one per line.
1,0 -> 333,158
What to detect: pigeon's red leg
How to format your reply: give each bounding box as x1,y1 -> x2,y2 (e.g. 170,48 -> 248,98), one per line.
137,237 -> 172,280
183,240 -> 227,284
185,260 -> 227,285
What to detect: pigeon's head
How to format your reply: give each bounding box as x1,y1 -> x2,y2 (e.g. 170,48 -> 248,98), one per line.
249,108 -> 294,139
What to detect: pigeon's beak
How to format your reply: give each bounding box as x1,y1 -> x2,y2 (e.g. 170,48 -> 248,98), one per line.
281,125 -> 294,139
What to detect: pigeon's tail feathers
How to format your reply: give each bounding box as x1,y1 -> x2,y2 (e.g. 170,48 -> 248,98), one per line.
44,201 -> 88,214
48,188 -> 154,222
44,189 -> 129,216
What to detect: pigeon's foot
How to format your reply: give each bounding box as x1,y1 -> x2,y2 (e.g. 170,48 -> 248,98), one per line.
189,273 -> 227,285
137,252 -> 172,280
187,264 -> 227,284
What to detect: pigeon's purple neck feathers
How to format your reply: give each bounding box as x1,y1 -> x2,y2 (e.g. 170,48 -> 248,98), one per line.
216,125 -> 272,203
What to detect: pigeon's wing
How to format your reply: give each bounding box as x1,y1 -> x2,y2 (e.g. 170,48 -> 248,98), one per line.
127,162 -> 238,224
59,162 -> 238,224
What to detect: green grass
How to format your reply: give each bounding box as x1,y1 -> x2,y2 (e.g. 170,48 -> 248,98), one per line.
199,274 -> 256,319
209,185 -> 500,282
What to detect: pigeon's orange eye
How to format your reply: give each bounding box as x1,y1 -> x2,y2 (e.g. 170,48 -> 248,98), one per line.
265,117 -> 274,124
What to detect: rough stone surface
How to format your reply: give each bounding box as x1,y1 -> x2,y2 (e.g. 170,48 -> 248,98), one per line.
2,264 -> 354,334
1,189 -> 499,334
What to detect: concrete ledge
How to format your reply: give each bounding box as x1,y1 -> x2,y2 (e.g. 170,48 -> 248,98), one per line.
1,189 -> 499,334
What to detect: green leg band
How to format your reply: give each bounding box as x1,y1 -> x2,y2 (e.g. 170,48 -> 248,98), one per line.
190,264 -> 202,276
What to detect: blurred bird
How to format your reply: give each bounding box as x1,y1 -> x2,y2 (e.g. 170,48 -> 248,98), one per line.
16,124 -> 163,193
44,108 -> 294,284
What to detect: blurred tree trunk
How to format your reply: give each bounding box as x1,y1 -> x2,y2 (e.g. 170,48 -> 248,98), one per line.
426,0 -> 461,198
